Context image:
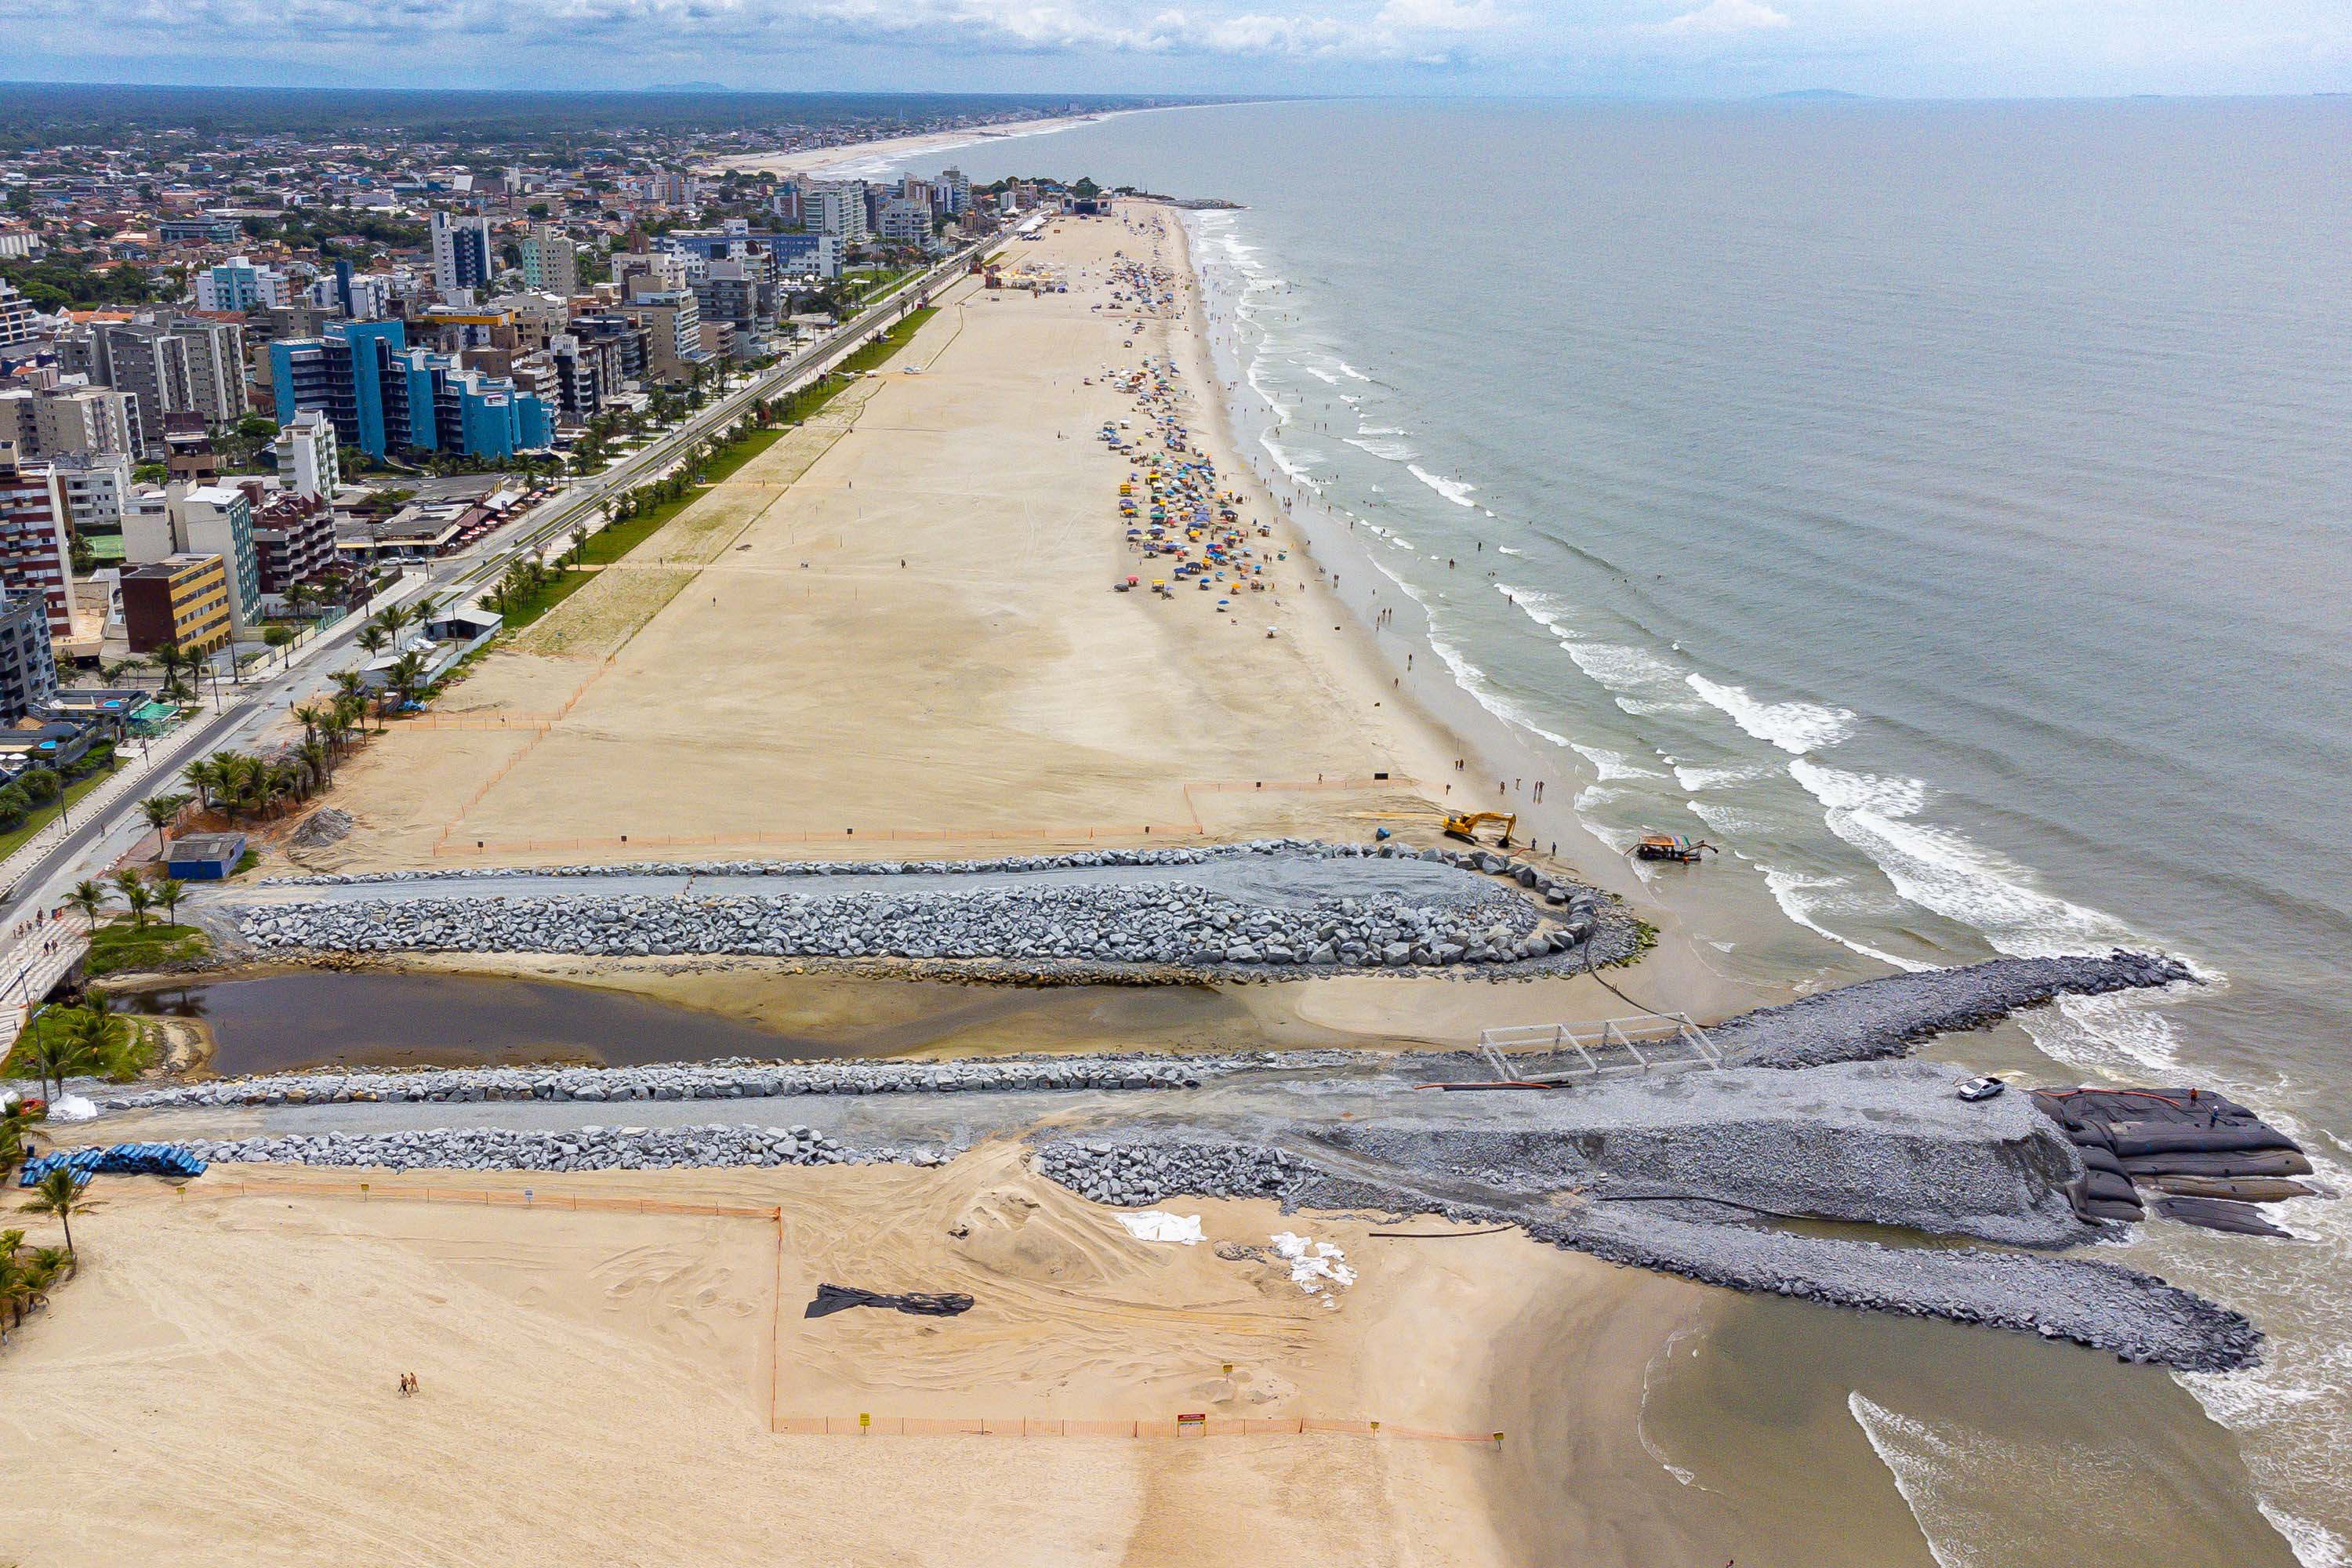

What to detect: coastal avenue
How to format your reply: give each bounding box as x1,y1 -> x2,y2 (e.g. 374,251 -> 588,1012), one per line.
0,228 -> 1007,1032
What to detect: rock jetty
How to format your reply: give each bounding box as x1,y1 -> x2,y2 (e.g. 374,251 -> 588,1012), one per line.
180,1122 -> 937,1174
230,840 -> 1613,972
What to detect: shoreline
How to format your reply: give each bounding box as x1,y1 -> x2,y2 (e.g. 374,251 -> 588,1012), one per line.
1158,201 -> 1791,1025
705,111 -> 1113,181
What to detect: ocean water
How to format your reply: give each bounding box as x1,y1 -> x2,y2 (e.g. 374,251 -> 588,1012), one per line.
884,98 -> 2352,1562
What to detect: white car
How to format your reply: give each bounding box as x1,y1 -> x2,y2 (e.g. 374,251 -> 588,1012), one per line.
1957,1076 -> 2007,1102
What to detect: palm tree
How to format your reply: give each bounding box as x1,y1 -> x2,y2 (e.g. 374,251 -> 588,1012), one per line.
0,1112 -> 34,1181
151,641 -> 191,700
354,625 -> 388,660
0,1248 -> 26,1332
17,1018 -> 95,1102
111,870 -> 153,931
182,757 -> 219,811
20,1167 -> 89,1257
138,793 -> 187,858
63,1007 -> 135,1082
64,878 -> 109,931
266,760 -> 304,817
151,875 -> 188,927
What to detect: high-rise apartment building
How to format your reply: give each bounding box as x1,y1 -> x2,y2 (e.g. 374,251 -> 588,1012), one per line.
519,224 -> 579,296
0,383 -> 141,460
808,184 -> 869,240
430,210 -> 495,299
270,408 -> 340,499
271,320 -> 549,462
174,318 -> 248,426
0,281 -> 38,349
0,590 -> 59,722
193,256 -> 291,313
0,443 -> 76,638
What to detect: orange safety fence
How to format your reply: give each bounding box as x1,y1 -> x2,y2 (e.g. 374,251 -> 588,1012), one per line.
198,1178 -> 779,1221
772,1415 -> 1500,1444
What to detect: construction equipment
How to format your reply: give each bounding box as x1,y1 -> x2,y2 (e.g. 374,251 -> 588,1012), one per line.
1633,834 -> 1716,863
1443,811 -> 1517,848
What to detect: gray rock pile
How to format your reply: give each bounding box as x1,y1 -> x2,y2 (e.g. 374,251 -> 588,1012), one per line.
99,1051 -> 1294,1112
255,837 -> 1593,893
181,1122 -> 936,1174
235,881 -> 1573,970
289,808 -> 357,849
1033,1138 -> 1302,1207
1550,1210 -> 2260,1374
1025,1134 -> 2258,1372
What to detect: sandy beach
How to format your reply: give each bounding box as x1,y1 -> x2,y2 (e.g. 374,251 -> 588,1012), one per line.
322,209 -> 1467,865
0,206 -> 1834,1566
0,1156 -> 1738,1568
706,114 -> 1113,181
294,201 -> 1773,1031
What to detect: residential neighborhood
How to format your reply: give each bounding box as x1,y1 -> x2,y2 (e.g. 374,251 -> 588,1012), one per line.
0,96 -> 1115,730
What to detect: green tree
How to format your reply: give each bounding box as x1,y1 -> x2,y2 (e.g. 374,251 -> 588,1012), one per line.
20,1167 -> 89,1257
139,793 -> 189,857
16,1016 -> 96,1102
64,878 -> 109,931
110,870 -> 153,931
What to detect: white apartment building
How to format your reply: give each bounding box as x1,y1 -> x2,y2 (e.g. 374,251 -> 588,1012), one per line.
808,184 -> 869,240
876,196 -> 933,245
193,256 -> 291,313
430,210 -> 495,299
42,452 -> 135,538
0,280 -> 38,348
270,409 -> 339,501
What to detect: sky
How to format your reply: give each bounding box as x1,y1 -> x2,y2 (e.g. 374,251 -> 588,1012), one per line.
2,0 -> 2349,98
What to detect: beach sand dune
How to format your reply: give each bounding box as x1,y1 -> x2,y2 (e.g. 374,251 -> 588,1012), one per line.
0,1152 -> 1730,1567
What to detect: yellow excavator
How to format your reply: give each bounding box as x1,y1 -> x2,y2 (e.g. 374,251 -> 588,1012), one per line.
1442,811 -> 1517,848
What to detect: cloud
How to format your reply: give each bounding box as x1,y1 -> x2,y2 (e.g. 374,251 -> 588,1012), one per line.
1658,0 -> 1788,36
0,0 -> 1516,63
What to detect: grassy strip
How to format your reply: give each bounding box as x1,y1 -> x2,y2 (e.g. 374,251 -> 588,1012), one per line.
487,315 -> 937,633
488,568 -> 597,633
0,761 -> 120,862
84,920 -> 210,979
838,307 -> 938,378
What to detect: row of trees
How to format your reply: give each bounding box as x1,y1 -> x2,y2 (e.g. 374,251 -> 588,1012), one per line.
64,867 -> 190,937
6,999 -> 143,1102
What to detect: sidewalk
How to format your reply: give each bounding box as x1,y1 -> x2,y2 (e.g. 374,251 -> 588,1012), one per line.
0,927 -> 89,1049
0,570 -> 429,906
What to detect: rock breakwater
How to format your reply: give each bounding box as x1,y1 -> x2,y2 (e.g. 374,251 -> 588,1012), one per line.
232,842 -> 1613,974
180,1122 -> 936,1174
1715,951 -> 2194,1069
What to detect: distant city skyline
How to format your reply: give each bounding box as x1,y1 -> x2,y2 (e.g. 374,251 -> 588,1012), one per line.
3,0 -> 2348,100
